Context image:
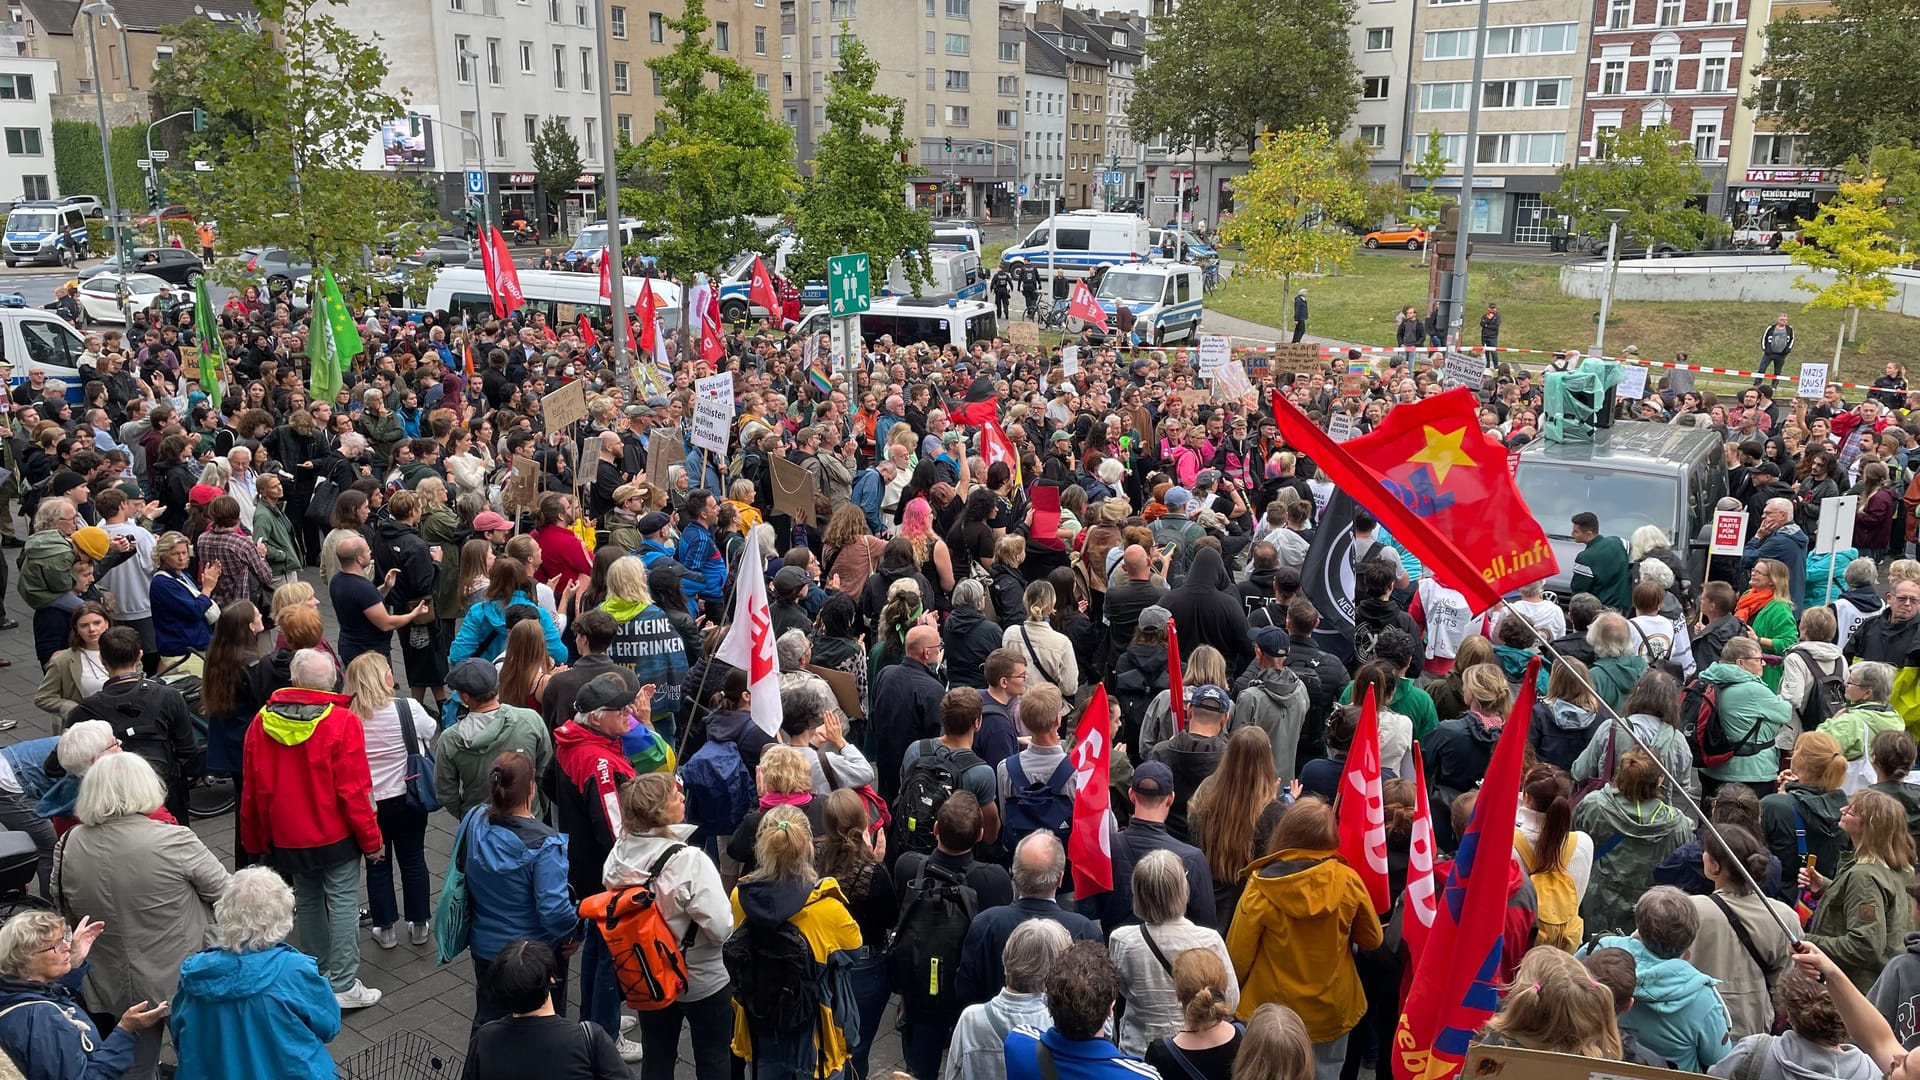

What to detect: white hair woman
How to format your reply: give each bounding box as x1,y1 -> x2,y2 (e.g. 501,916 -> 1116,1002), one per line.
171,867 -> 342,1080
1109,849 -> 1241,1055
50,752 -> 229,1080
0,909 -> 168,1075
946,918 -> 1073,1080
36,719 -> 135,837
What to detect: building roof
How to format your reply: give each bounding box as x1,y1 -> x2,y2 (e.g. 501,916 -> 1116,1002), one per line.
1071,8 -> 1143,60
17,0 -> 80,36
22,0 -> 255,35
1025,26 -> 1069,79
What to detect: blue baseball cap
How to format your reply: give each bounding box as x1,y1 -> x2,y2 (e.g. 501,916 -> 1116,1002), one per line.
1190,685 -> 1231,714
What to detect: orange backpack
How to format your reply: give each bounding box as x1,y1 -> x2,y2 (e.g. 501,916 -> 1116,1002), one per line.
577,843 -> 698,1011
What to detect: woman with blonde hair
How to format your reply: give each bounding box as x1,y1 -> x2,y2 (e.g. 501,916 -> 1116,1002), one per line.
726,744 -> 825,878
268,579 -> 340,665
497,619 -> 563,711
1140,644 -> 1231,756
1002,578 -> 1079,701
868,576 -> 925,687
820,503 -> 886,599
1145,947 -> 1248,1080
1737,558 -> 1799,692
1426,663 -> 1512,817
1529,657 -> 1602,773
1475,946 -> 1624,1060
1231,1004 -> 1314,1080
1573,750 -> 1695,935
1800,788 -> 1917,990
727,806 -> 862,1079
1189,726 -> 1285,933
1760,731 -> 1852,900
602,773 -> 733,1080
345,652 -> 438,950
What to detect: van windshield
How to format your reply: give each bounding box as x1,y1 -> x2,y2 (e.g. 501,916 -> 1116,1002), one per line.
1515,463 -> 1678,541
1099,271 -> 1164,304
7,212 -> 53,234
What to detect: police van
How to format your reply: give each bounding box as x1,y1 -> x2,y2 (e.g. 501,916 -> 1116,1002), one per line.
0,310 -> 91,400
998,210 -> 1150,291
4,203 -> 90,268
1148,226 -> 1216,263
793,296 -> 996,353
1075,262 -> 1206,346
563,218 -> 651,267
931,220 -> 983,255
721,243 -> 984,321
884,249 -> 986,302
424,267 -> 683,331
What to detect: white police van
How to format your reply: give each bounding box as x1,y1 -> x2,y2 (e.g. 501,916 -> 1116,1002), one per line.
930,220 -> 983,255
563,218 -> 651,267
793,295 -> 997,353
425,267 -> 683,331
4,203 -> 90,268
721,242 -> 985,321
1075,262 -> 1206,346
998,210 -> 1150,288
0,310 -> 91,400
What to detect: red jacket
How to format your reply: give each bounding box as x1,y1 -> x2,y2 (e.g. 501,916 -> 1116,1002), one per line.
239,687 -> 382,869
550,720 -> 634,900
531,523 -> 594,595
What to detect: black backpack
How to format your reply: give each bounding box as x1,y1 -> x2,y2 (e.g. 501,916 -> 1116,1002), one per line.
891,740 -> 984,855
885,859 -> 979,1021
1787,645 -> 1848,731
724,902 -> 828,1038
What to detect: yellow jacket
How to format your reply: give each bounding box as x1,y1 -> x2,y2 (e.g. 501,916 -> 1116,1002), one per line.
727,499 -> 765,532
728,876 -> 863,1076
1226,846 -> 1384,1042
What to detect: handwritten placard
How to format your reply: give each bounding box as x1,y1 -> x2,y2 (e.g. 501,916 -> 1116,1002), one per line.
1797,363 -> 1828,399
541,379 -> 588,432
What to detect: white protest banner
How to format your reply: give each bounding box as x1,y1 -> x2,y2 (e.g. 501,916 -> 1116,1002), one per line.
692,372 -> 733,455
1709,510 -> 1747,557
1060,345 -> 1080,377
1797,363 -> 1829,400
1617,364 -> 1649,400
1815,494 -> 1859,556
1196,335 -> 1232,380
1441,350 -> 1485,389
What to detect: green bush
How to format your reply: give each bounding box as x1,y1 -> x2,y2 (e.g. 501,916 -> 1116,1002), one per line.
51,120 -> 147,211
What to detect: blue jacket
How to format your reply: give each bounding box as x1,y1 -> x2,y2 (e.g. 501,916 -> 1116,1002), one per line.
1597,934 -> 1732,1072
851,469 -> 885,534
637,538 -> 677,572
958,897 -> 1104,1006
1005,1027 -> 1161,1080
601,598 -> 689,724
1741,523 -> 1811,608
462,807 -> 580,961
675,522 -> 727,604
449,591 -> 566,663
170,943 -> 340,1080
0,966 -> 138,1080
150,571 -> 215,655
1805,546 -> 1859,608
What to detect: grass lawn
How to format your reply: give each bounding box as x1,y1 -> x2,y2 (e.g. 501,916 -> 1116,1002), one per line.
1207,252 -> 1913,388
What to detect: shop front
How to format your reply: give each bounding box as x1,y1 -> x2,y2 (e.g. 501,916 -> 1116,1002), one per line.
499,173 -> 602,246
1728,167 -> 1839,238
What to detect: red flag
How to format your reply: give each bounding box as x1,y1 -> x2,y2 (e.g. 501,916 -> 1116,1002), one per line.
1069,278 -> 1108,332
1394,657 -> 1540,1080
1167,617 -> 1185,733
1403,745 -> 1439,965
1269,389 -> 1552,614
951,374 -> 1000,428
980,420 -> 1018,478
1068,685 -> 1114,896
1028,484 -> 1064,552
749,255 -> 780,317
597,247 -> 612,300
1337,685 -> 1392,915
487,226 -> 524,315
475,228 -> 506,317
637,278 -> 658,351
699,284 -> 724,362
577,314 -> 598,350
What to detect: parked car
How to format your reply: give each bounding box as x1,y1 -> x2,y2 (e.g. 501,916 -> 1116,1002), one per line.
1363,223 -> 1430,250
1109,197 -> 1145,215
78,247 -> 206,286
238,247 -> 315,293
57,195 -> 104,218
412,235 -> 475,267
74,272 -> 173,323
132,204 -> 192,227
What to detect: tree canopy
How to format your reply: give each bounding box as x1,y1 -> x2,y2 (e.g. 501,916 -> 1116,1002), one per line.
532,117 -> 585,225
1755,0 -> 1920,168
1219,125 -> 1367,291
1549,126 -> 1722,253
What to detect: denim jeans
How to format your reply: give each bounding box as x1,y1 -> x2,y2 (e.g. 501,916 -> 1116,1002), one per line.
366,796 -> 430,928
0,790 -> 54,895
1314,1033 -> 1350,1080
578,922 -> 624,1037
843,953 -> 890,1080
634,984 -> 734,1080
288,857 -> 363,992
472,949 -> 572,1033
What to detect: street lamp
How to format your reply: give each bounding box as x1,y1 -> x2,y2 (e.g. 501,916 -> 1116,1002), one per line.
80,0 -> 124,277
456,42 -> 488,232
1591,206 -> 1629,358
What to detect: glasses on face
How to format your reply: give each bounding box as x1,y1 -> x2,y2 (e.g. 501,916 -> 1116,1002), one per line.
1894,594 -> 1920,606
38,935 -> 71,954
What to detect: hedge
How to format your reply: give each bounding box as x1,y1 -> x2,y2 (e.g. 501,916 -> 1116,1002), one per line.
51,120 -> 148,211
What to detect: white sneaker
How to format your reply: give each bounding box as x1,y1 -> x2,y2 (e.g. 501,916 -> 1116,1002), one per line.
620,1015 -> 637,1034
616,1037 -> 644,1063
335,980 -> 383,1010
407,920 -> 431,946
370,926 -> 397,950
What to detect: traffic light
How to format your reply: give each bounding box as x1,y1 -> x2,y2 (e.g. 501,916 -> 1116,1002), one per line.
409,113 -> 423,137
144,177 -> 160,210
191,107 -> 208,133
944,136 -> 953,153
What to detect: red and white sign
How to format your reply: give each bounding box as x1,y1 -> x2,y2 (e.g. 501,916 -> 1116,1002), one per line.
1710,510 -> 1748,557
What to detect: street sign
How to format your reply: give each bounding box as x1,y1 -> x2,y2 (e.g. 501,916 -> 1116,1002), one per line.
465,169 -> 486,196
1153,195 -> 1177,204
827,253 -> 871,317
1103,170 -> 1125,185
1018,184 -> 1028,197
136,159 -> 151,171
149,149 -> 170,162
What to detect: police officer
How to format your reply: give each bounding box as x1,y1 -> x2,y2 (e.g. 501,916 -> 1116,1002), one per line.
991,265 -> 1014,320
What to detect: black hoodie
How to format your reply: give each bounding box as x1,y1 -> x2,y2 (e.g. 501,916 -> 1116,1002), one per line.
1162,547 -> 1253,675
1356,595 -> 1427,676
1147,728 -> 1230,841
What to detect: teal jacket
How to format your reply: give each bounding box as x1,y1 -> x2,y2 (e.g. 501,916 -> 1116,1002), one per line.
1596,935 -> 1731,1073
1805,547 -> 1859,608
1697,661 -> 1792,783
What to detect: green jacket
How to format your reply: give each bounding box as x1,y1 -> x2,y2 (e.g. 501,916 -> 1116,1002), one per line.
433,702 -> 552,820
1589,655 -> 1649,713
1698,660 -> 1792,783
16,528 -> 74,610
253,501 -> 303,577
1571,534 -> 1632,612
359,411 -> 404,469
421,503 -> 463,617
1339,677 -> 1441,743
1820,702 -> 1905,762
1749,599 -> 1798,694
1571,786 -> 1694,937
1806,859 -> 1915,992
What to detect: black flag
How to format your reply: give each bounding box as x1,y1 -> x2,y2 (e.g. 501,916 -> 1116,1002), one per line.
1303,489 -> 1359,666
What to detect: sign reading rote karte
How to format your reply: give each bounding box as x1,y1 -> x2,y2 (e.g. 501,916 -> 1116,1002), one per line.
692,372 -> 733,455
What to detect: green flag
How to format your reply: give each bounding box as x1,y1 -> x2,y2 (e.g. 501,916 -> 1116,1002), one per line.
305,267 -> 362,407
192,277 -> 222,410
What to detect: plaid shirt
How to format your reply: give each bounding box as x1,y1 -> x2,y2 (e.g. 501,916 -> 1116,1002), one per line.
195,527 -> 272,607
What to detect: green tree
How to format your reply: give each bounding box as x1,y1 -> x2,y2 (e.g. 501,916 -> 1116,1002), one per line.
149,0 -> 435,295
1128,0 -> 1358,155
1405,133 -> 1453,267
1791,175 -> 1904,372
532,117 -> 584,234
788,33 -> 931,291
620,0 -> 798,275
1754,0 -> 1920,168
1327,138 -> 1406,235
1549,126 -> 1722,257
1219,125 -> 1367,293
1848,142 -> 1920,252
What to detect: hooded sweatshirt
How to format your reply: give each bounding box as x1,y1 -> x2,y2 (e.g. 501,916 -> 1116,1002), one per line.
551,720 -> 636,900
728,876 -> 861,1071
1228,666 -> 1311,782
1707,1031 -> 1882,1080
601,596 -> 689,725
1571,787 -> 1693,937
1162,547 -> 1253,676
1146,728 -> 1230,841
239,688 -> 382,870
1868,932 -> 1920,1050
946,991 -> 1054,1080
1698,661 -> 1792,783
1596,934 -> 1731,1072
434,701 -> 552,819
1225,846 -> 1384,1042
170,943 -> 340,1080
1530,697 -> 1601,773
602,826 -> 734,1001
1760,785 -> 1849,904
1355,595 -> 1426,675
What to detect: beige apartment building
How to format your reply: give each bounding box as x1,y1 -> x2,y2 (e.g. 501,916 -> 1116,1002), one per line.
603,0 -> 783,144
1723,0 -> 1836,232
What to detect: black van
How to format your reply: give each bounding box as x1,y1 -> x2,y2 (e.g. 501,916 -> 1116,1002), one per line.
1513,420 -> 1729,598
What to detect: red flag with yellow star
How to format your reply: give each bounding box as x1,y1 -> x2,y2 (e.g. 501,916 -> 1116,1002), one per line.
1271,387 -> 1555,612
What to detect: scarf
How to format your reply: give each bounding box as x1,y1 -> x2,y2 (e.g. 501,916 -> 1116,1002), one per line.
759,790 -> 811,810
1735,587 -> 1775,625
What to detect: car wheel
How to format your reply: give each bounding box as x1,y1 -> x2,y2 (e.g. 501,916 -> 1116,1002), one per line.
1364,238 -> 1380,249
720,299 -> 748,323
1154,324 -> 1166,347
3,261 -> 13,269
1407,239 -> 1422,251
185,270 -> 202,286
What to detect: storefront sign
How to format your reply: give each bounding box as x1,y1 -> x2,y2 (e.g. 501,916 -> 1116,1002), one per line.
1738,187 -> 1815,202
1744,168 -> 1832,184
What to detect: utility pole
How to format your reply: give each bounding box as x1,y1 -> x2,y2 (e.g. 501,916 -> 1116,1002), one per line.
592,0 -> 628,375
1444,0 -> 1492,346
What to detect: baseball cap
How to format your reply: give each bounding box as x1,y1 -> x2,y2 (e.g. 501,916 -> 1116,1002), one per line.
637,511 -> 671,535
1050,429 -> 1072,444
1131,761 -> 1176,798
189,483 -> 223,506
446,658 -> 499,698
1195,469 -> 1220,489
69,525 -> 109,560
624,404 -> 655,419
473,510 -> 512,532
1252,625 -> 1291,657
772,565 -> 812,594
1190,685 -> 1231,714
647,560 -> 688,591
1164,486 -> 1191,509
1754,462 -> 1783,479
574,671 -> 640,713
1137,605 -> 1171,632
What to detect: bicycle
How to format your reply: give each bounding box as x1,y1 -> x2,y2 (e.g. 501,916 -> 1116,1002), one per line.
1037,298 -> 1071,333
1202,262 -> 1223,295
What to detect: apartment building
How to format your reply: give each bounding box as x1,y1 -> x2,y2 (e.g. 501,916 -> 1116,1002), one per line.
605,0 -> 782,143
1023,26 -> 1066,210
1724,0 -> 1836,231
0,56 -> 58,202
1576,0 -> 1746,219
1348,0 -> 1417,183
1059,7 -> 1143,205
1405,0 -> 1592,242
781,0 -> 1021,218
17,0 -> 254,99
1027,1 -> 1105,209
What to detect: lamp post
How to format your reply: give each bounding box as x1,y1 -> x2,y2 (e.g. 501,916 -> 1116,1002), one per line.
456,43 -> 489,234
1591,206 -> 1629,358
80,0 -> 123,278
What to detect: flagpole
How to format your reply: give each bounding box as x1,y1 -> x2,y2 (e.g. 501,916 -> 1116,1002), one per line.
1497,596 -> 1799,944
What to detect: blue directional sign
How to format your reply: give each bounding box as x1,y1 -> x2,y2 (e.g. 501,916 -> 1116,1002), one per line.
465,169 -> 486,195
1018,184 -> 1028,197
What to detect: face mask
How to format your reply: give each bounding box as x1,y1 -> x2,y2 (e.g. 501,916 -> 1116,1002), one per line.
564,365 -> 576,376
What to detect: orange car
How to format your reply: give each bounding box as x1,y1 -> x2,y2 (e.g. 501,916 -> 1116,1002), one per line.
1363,224 -> 1429,250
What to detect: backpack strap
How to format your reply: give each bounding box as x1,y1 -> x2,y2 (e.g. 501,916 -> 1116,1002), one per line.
1043,754 -> 1075,794
1035,1040 -> 1063,1080
1592,832 -> 1627,862
1737,1034 -> 1773,1080
1003,750 -> 1029,790
1018,625 -> 1063,690
1153,1036 -> 1215,1080
1139,925 -> 1175,975
1709,893 -> 1779,994
1794,806 -> 1807,861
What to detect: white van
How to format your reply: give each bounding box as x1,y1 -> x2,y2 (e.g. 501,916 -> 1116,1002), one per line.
0,310 -> 90,399
998,210 -> 1150,288
930,220 -> 983,255
1085,262 -> 1206,346
793,296 -> 997,353
884,249 -> 986,302
424,268 -> 684,331
564,218 -> 652,266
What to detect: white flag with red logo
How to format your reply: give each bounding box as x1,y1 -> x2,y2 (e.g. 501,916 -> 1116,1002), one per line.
1069,685 -> 1114,896
700,280 -> 725,363
1336,684 -> 1392,915
1403,744 -> 1439,963
715,524 -> 782,736
1069,278 -> 1108,332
